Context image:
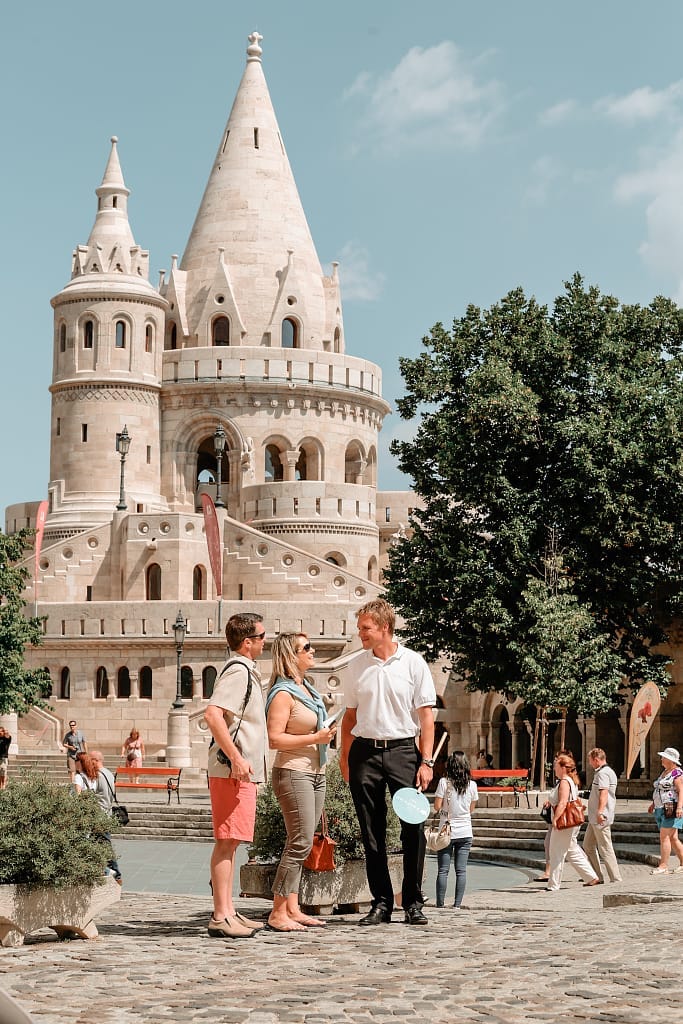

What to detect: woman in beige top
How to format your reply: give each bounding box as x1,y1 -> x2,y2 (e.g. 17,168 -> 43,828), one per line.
265,633 -> 337,931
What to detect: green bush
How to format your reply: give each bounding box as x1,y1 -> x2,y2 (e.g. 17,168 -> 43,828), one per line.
0,772 -> 119,889
249,757 -> 402,865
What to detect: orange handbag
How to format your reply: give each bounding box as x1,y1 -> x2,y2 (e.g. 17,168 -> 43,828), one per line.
303,810 -> 336,872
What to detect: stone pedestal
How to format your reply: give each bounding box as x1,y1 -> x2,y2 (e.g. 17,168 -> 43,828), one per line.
166,707 -> 193,767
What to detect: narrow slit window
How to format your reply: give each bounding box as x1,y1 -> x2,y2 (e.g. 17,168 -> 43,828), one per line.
254,127 -> 259,149
81,424 -> 88,442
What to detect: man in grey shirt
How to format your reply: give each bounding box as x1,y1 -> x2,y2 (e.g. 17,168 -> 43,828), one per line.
583,747 -> 622,883
91,750 -> 121,883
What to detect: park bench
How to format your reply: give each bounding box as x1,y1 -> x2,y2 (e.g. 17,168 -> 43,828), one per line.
114,766 -> 182,803
471,768 -> 530,808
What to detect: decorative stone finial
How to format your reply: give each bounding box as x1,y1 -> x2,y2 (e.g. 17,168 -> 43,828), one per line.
247,31 -> 263,62
111,136 -> 118,145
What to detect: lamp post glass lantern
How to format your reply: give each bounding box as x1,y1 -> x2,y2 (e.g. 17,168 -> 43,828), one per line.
116,425 -> 132,511
172,610 -> 186,709
213,423 -> 226,508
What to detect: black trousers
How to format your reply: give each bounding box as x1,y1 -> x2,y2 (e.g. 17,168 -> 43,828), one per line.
348,738 -> 425,911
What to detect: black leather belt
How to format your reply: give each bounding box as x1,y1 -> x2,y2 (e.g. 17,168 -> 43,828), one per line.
356,737 -> 415,749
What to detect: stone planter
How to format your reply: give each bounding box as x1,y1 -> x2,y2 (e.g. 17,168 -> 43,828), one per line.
240,854 -> 403,915
0,875 -> 121,947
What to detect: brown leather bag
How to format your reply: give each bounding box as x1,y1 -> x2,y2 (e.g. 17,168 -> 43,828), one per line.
554,796 -> 585,830
303,810 -> 336,872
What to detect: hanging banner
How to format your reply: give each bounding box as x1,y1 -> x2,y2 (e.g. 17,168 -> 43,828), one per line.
201,494 -> 223,598
33,500 -> 49,604
626,681 -> 661,779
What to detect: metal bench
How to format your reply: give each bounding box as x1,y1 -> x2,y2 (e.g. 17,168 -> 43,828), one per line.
114,766 -> 182,804
471,768 -> 530,808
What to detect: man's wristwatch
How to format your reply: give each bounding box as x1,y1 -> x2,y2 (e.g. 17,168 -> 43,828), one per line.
422,758 -> 435,768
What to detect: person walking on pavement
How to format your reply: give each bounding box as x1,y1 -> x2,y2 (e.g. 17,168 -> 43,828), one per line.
648,746 -> 683,873
0,727 -> 11,790
547,752 -> 600,891
582,747 -> 622,883
62,720 -> 87,783
204,612 -> 268,939
340,598 -> 436,926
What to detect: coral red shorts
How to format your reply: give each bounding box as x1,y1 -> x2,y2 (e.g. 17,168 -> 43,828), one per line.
208,777 -> 257,841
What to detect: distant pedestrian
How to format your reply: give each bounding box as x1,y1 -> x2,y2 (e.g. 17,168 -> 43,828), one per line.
434,753 -> 478,908
121,729 -> 145,775
62,720 -> 87,783
91,749 -> 122,884
648,747 -> 683,874
72,753 -> 98,794
0,727 -> 11,790
547,752 -> 600,891
582,748 -> 622,883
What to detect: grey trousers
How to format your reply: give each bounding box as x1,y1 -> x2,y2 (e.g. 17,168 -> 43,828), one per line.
583,822 -> 622,882
271,767 -> 326,897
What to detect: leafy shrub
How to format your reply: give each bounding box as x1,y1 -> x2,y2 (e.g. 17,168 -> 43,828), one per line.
0,772 -> 119,888
249,757 -> 402,865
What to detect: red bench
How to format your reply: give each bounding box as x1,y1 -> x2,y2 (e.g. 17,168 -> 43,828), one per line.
114,766 -> 182,804
471,769 -> 530,808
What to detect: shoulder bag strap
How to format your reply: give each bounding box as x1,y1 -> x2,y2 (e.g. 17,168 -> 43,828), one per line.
210,660 -> 254,748
102,771 -> 121,806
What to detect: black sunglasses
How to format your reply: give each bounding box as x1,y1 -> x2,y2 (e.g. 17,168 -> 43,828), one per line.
247,632 -> 266,641
297,642 -> 313,652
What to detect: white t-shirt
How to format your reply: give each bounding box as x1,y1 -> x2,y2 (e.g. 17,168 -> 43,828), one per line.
435,777 -> 478,839
587,763 -> 618,825
345,644 -> 436,739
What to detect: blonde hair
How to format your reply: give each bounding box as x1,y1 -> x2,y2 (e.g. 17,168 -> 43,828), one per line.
269,633 -> 308,687
555,752 -> 580,786
356,598 -> 395,633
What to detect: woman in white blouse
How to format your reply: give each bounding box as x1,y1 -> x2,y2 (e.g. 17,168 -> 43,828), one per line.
433,753 -> 478,908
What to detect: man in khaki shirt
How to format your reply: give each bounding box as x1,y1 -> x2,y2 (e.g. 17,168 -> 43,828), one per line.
204,612 -> 268,939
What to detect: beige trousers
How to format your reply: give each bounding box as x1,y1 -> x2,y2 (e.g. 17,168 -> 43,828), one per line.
548,825 -> 599,891
583,822 -> 622,882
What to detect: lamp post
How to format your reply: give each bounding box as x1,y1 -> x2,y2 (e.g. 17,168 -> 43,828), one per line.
172,610 -> 186,709
116,425 -> 132,511
213,423 -> 226,508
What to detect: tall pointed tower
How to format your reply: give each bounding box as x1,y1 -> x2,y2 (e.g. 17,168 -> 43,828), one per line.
48,138 -> 167,532
160,32 -> 389,579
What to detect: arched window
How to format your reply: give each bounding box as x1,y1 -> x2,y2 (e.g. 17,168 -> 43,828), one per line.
117,667 -> 131,698
139,666 -> 153,699
345,443 -> 365,484
165,322 -> 178,350
333,326 -> 341,353
146,563 -> 161,601
145,324 -> 153,353
83,320 -> 94,349
180,666 -> 194,700
193,565 -> 205,601
295,447 -> 307,481
115,320 -> 127,349
60,666 -> 70,700
43,667 -> 53,698
281,317 -> 299,349
59,324 -> 67,353
212,316 -> 230,346
265,444 -> 284,482
202,666 -> 217,699
95,666 -> 109,699
367,556 -> 378,583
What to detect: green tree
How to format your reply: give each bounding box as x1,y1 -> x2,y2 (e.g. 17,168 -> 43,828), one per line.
0,529 -> 51,715
386,276 -> 683,707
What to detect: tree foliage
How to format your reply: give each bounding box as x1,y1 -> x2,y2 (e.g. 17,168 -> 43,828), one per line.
0,529 -> 51,715
386,276 -> 683,713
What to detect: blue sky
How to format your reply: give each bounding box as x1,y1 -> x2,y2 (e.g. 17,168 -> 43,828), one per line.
3,1 -> 683,518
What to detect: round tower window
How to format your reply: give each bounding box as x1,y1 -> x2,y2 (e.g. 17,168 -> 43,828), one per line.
308,565 -> 320,577
257,543 -> 268,557
160,522 -> 171,534
39,559 -> 49,571
215,294 -> 225,305
138,523 -> 149,535
87,537 -> 99,549
62,548 -> 73,560
287,296 -> 296,306
185,522 -> 195,533
327,676 -> 341,690
354,586 -> 367,598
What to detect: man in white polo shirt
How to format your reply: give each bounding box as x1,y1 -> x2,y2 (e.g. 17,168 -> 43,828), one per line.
340,599 -> 436,926
582,747 -> 622,883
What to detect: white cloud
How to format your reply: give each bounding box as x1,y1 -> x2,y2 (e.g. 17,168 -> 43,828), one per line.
344,41 -> 504,152
539,99 -> 577,126
335,242 -> 385,302
523,155 -> 562,206
597,82 -> 683,123
614,130 -> 683,300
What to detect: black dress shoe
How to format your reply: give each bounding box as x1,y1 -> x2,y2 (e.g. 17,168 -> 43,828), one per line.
358,905 -> 392,926
404,903 -> 428,925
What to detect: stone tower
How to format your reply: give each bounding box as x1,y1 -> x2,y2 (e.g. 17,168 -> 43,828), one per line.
48,138 -> 167,533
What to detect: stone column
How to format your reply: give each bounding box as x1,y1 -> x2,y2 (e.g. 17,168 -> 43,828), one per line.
166,708 -> 193,767
283,449 -> 299,482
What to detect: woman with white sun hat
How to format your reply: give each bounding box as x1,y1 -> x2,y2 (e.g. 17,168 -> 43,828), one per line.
648,747 -> 683,874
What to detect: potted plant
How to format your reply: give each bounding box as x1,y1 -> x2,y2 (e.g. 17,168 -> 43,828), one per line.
0,772 -> 122,946
240,758 -> 404,913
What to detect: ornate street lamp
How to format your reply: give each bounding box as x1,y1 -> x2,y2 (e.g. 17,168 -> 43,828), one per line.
213,423 -> 227,508
172,610 -> 186,709
116,425 -> 132,511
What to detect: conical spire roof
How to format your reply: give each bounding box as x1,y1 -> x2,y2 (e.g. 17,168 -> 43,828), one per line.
86,136 -> 136,250
180,32 -> 327,342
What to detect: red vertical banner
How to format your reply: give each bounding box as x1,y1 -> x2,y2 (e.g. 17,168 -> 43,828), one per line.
34,500 -> 49,602
201,494 -> 223,598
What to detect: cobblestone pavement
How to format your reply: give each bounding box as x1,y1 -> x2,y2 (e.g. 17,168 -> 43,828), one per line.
1,863 -> 682,1024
